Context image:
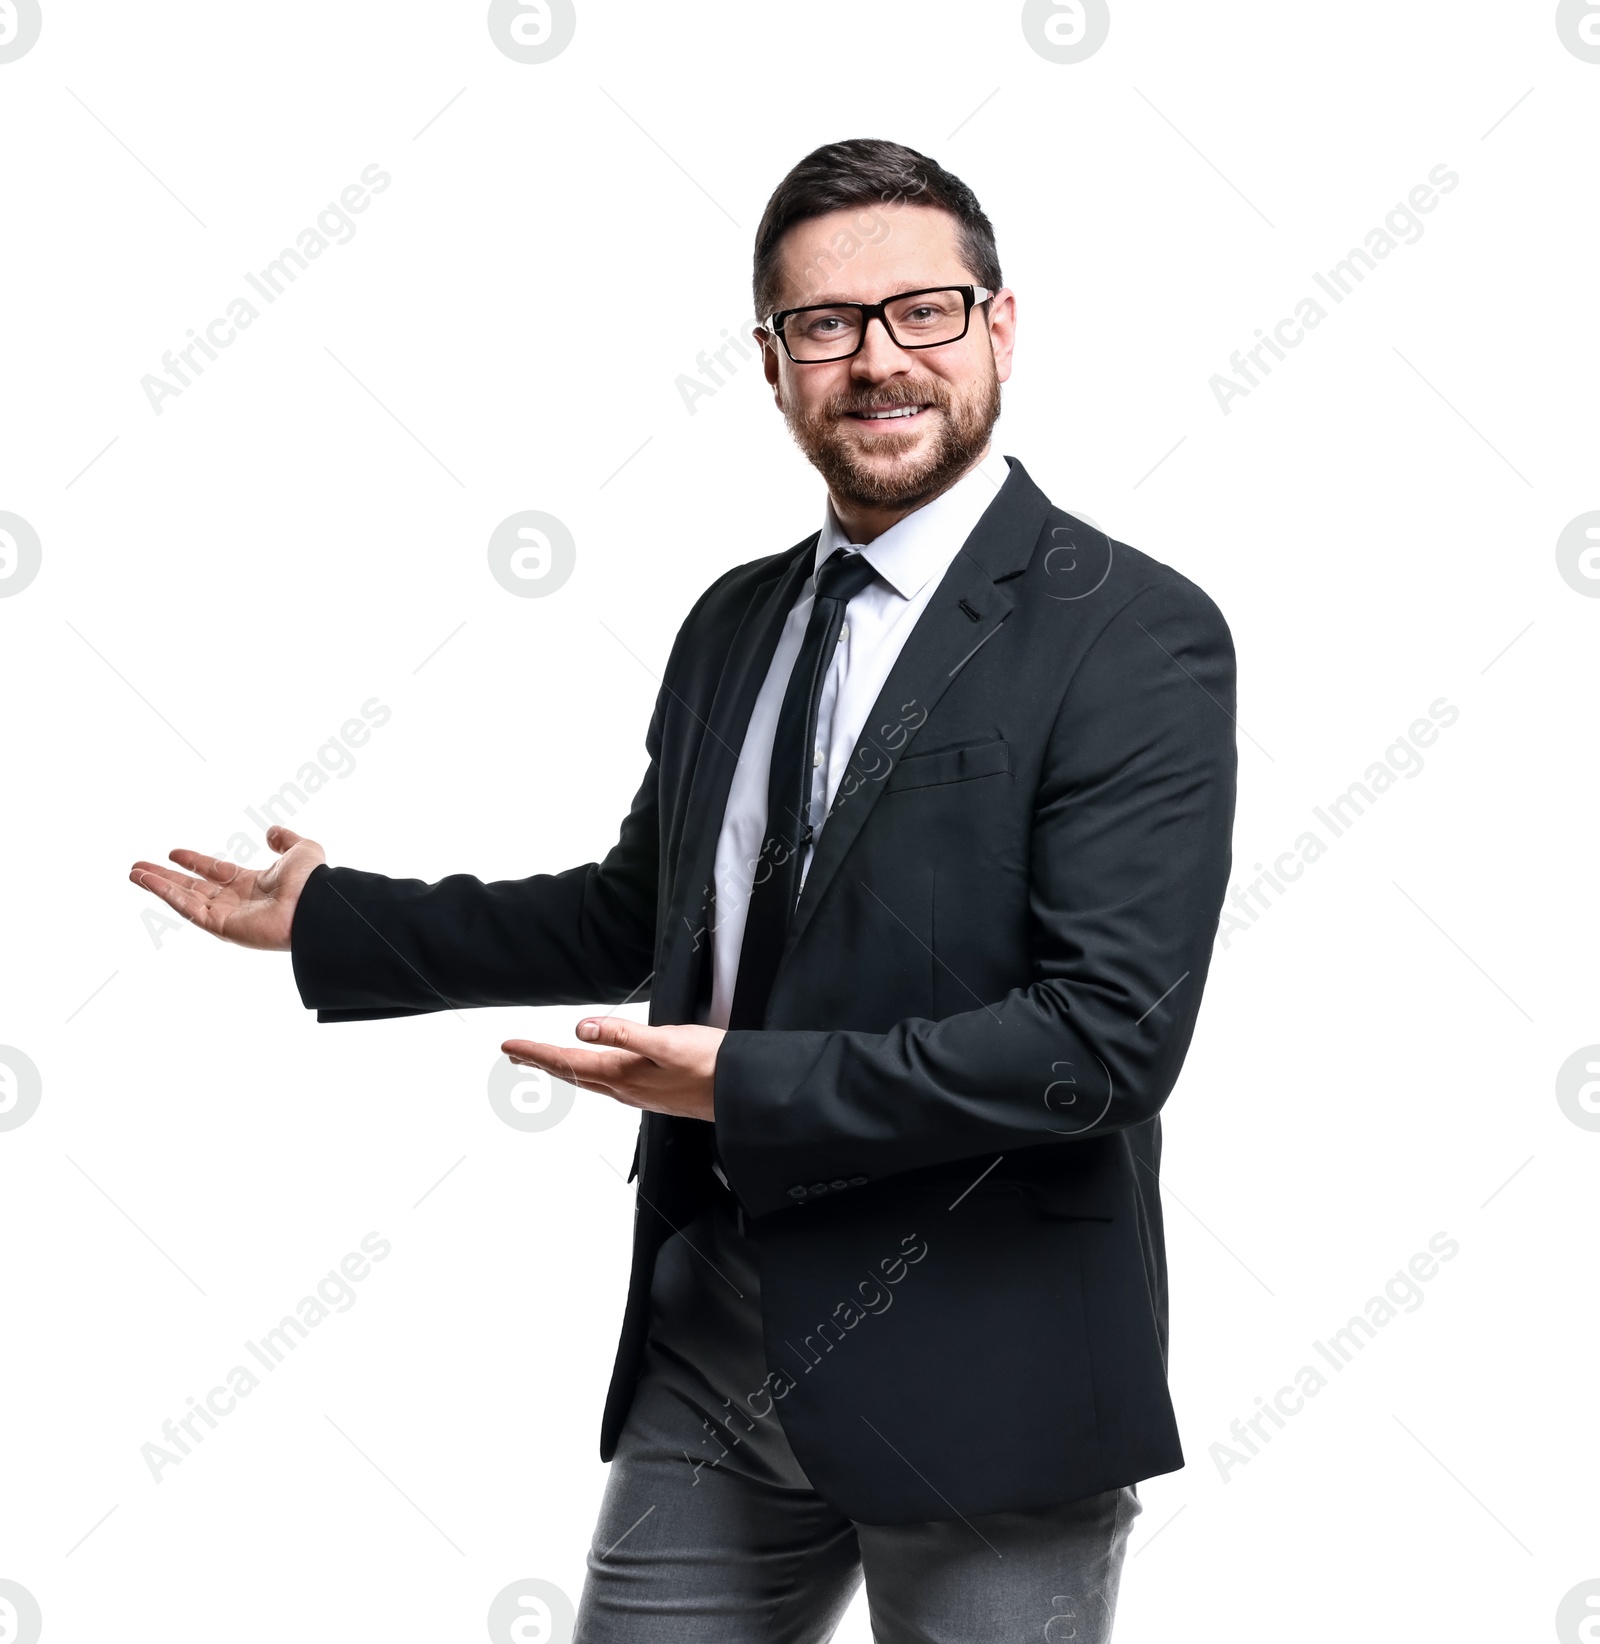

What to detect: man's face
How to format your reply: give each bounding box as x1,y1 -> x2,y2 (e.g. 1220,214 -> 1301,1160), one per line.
758,204 -> 1016,515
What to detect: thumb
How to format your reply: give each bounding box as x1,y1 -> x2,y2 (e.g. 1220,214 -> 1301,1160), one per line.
576,1016 -> 661,1058
266,825 -> 305,854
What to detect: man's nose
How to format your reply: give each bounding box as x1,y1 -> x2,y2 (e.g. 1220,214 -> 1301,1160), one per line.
849,312 -> 913,376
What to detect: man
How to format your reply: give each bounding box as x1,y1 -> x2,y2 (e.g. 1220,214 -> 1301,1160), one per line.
132,139 -> 1236,1642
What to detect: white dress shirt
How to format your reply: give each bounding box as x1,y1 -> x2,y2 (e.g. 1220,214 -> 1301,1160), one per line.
703,451 -> 1007,1029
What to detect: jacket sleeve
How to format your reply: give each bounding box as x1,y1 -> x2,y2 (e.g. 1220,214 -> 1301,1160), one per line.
713,575 -> 1238,1216
289,702 -> 663,1023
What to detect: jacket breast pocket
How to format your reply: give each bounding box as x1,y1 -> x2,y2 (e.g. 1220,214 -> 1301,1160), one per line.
886,735 -> 1010,793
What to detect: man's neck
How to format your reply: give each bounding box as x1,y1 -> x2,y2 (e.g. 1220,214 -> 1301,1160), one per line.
828,444 -> 990,545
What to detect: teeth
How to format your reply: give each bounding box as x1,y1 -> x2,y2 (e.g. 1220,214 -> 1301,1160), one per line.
857,406 -> 923,420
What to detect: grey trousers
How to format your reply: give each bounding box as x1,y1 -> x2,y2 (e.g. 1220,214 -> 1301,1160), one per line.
574,1190 -> 1141,1643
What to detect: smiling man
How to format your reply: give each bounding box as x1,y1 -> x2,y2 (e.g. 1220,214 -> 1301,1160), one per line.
131,140 -> 1237,1642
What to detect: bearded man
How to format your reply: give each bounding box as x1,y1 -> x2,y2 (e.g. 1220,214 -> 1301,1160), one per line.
133,138 -> 1237,1643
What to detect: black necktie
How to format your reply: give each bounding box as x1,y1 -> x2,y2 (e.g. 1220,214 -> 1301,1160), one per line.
728,547 -> 879,1030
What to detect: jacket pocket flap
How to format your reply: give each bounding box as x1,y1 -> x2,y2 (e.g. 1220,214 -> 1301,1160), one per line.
900,1149 -> 1119,1220
886,736 -> 1010,792
1019,1177 -> 1118,1220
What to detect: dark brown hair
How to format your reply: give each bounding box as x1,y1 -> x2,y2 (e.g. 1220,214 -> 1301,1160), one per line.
751,138 -> 1002,320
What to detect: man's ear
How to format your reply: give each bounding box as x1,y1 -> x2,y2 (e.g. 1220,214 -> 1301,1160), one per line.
985,288 -> 1017,386
756,328 -> 785,408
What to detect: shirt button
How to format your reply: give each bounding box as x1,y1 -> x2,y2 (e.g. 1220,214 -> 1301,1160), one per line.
838,624 -> 849,643
813,748 -> 823,768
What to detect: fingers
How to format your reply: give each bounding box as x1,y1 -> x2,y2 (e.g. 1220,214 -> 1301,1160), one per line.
503,1038 -> 641,1096
130,860 -> 213,897
167,848 -> 246,886
130,864 -> 212,908
128,867 -> 215,929
502,1026 -> 719,1122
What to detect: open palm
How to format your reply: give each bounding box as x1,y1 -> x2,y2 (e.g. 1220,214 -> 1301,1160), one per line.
129,825 -> 325,951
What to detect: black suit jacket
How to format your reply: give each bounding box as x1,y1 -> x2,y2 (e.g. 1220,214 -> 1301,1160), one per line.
289,456 -> 1237,1524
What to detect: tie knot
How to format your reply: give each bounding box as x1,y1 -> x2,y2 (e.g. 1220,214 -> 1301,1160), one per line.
815,548 -> 878,607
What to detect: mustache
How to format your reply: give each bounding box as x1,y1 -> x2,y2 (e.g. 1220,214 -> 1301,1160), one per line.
827,382 -> 950,417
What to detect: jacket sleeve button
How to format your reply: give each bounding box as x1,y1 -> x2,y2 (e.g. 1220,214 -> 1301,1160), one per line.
788,1185 -> 808,1199
850,1176 -> 868,1186
810,1182 -> 829,1195
830,1180 -> 848,1190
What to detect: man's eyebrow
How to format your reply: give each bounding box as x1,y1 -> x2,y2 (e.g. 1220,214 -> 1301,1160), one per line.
781,285 -> 954,309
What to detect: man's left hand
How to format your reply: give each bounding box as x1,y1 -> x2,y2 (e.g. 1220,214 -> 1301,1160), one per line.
502,1019 -> 725,1122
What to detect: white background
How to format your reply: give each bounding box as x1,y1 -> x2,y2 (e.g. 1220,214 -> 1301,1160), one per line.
2,2 -> 1597,1640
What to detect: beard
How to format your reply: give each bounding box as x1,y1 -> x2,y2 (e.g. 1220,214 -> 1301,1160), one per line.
782,356 -> 1002,514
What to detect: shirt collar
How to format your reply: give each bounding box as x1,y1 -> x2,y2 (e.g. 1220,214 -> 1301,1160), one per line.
813,450 -> 1009,600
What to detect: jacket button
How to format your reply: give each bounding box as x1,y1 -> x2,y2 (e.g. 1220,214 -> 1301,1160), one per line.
788,1185 -> 807,1199
830,1179 -> 848,1190
850,1176 -> 868,1186
810,1182 -> 829,1195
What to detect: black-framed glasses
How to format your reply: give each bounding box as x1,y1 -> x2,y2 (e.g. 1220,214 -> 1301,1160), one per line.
763,285 -> 993,363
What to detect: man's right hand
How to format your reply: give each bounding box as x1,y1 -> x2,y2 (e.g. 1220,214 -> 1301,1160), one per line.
129,826 -> 326,952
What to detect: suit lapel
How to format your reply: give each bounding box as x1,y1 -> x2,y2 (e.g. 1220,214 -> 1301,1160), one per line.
659,537 -> 818,997
782,457 -> 1052,961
